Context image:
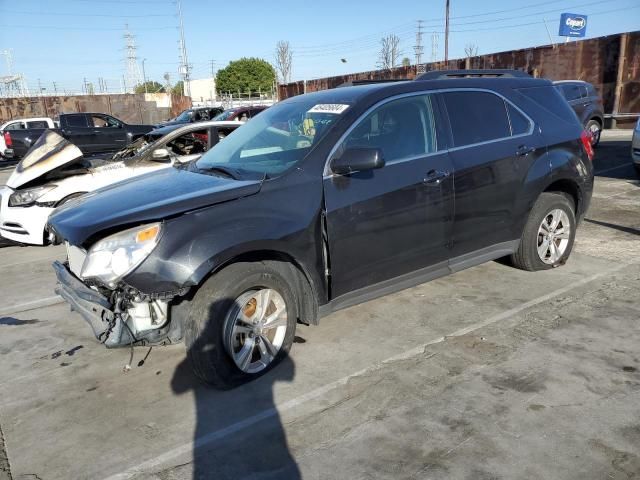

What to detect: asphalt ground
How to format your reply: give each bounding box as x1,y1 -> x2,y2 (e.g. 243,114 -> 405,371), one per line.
0,130 -> 638,480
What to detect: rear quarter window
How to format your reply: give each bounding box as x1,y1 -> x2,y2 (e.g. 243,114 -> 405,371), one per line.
64,114 -> 89,128
442,91 -> 511,147
517,86 -> 580,125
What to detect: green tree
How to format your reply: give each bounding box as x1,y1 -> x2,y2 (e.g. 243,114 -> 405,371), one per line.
402,57 -> 411,67
135,81 -> 165,94
171,80 -> 184,96
216,58 -> 276,96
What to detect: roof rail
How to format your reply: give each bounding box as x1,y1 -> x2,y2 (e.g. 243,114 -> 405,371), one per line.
336,78 -> 409,88
415,69 -> 531,80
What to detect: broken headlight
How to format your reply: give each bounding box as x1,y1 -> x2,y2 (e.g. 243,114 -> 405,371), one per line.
8,185 -> 57,207
81,223 -> 161,287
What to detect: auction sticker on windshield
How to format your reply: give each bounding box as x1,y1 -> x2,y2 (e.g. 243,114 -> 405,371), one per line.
308,104 -> 350,114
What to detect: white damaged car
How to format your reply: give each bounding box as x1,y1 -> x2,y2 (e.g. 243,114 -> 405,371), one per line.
0,121 -> 242,245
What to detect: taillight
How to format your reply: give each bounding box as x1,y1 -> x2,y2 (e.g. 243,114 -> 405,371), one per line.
580,130 -> 594,161
3,131 -> 12,148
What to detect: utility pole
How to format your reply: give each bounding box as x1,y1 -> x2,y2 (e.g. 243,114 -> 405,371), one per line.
142,58 -> 148,93
444,0 -> 450,63
177,0 -> 191,97
53,81 -> 58,95
414,20 -> 425,74
209,59 -> 216,104
37,78 -> 42,96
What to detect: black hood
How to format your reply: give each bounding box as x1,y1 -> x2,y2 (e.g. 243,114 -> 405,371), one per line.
48,167 -> 262,246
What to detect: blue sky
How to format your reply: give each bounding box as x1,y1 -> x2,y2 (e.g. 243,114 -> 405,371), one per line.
0,0 -> 639,94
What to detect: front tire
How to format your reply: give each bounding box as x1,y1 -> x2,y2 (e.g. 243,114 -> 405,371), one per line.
511,192 -> 577,271
185,261 -> 298,389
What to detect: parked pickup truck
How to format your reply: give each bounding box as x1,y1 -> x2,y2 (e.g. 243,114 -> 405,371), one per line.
2,113 -> 154,159
1,117 -> 56,160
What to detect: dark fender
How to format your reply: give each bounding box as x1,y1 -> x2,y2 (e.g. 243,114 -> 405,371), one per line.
511,138 -> 593,239
124,167 -> 328,307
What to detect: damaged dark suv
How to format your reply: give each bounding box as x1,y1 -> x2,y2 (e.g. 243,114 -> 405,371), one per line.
49,70 -> 594,388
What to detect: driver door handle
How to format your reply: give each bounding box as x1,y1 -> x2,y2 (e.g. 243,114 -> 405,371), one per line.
423,169 -> 451,186
516,145 -> 536,156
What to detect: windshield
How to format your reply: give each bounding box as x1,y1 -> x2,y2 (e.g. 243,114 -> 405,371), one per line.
196,99 -> 349,177
213,109 -> 237,121
174,110 -> 193,122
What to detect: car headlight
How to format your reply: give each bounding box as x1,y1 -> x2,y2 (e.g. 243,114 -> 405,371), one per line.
81,223 -> 161,286
8,185 -> 57,207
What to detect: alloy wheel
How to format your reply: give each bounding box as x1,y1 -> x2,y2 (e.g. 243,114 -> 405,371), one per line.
537,209 -> 571,264
223,288 -> 288,374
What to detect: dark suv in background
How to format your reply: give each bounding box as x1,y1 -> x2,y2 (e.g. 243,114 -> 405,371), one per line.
554,80 -> 604,147
50,70 -> 594,388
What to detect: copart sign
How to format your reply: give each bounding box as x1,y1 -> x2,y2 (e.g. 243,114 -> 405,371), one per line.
558,13 -> 587,37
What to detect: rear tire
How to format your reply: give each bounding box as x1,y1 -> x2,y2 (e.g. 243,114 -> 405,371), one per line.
511,192 -> 576,271
586,119 -> 601,147
184,261 -> 298,389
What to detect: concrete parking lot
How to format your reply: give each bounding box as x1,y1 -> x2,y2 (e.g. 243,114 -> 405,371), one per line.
0,131 -> 638,480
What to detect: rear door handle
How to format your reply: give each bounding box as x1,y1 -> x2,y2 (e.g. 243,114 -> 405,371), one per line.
516,145 -> 535,156
423,169 -> 451,186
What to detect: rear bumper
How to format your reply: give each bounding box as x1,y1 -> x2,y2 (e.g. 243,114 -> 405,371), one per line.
53,260 -> 116,341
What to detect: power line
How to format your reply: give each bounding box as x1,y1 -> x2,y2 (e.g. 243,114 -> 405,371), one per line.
0,9 -> 174,17
0,24 -> 176,30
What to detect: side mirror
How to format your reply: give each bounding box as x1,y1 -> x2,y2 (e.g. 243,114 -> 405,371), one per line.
151,148 -> 171,161
330,147 -> 385,175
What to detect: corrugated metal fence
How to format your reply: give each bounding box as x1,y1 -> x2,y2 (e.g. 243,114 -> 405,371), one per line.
279,31 -> 640,126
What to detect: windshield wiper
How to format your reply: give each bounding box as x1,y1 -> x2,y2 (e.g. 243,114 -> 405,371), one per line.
196,165 -> 243,180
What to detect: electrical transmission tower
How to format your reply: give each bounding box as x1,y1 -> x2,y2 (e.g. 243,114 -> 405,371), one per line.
177,0 -> 191,97
414,20 -> 425,74
0,49 -> 29,97
431,32 -> 439,63
123,24 -> 142,94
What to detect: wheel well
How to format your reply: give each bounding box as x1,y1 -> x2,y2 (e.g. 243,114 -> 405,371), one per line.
543,180 -> 580,214
55,191 -> 88,207
589,117 -> 602,127
210,250 -> 320,325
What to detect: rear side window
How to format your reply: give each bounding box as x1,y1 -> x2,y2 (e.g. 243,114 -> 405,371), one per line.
26,121 -> 49,129
560,84 -> 582,101
4,122 -> 24,130
517,86 -> 580,125
506,103 -> 531,135
442,91 -> 510,147
342,94 -> 437,162
65,114 -> 89,128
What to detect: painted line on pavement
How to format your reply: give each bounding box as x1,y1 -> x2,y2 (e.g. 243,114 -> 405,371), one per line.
594,163 -> 633,175
103,260 -> 636,480
0,255 -> 63,269
0,296 -> 63,317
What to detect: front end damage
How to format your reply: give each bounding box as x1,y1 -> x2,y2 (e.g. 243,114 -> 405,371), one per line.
53,260 -> 188,348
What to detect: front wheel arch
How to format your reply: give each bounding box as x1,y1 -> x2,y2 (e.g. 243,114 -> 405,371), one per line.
199,250 -> 320,326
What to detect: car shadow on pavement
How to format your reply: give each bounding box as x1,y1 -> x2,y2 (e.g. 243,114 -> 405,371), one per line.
584,218 -> 640,236
171,298 -> 301,480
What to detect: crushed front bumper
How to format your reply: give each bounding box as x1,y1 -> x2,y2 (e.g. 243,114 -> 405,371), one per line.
53,260 -> 125,347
